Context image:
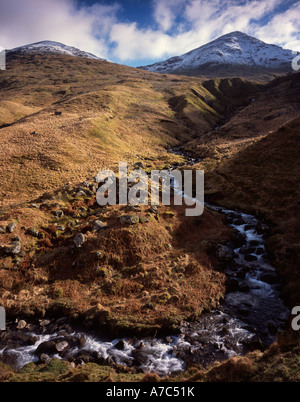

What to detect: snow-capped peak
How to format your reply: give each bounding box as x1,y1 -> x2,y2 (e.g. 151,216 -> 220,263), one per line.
7,41 -> 105,60
139,31 -> 296,74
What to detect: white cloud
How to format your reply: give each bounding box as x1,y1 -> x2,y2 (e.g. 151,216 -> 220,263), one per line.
110,0 -> 290,63
0,0 -> 298,65
0,0 -> 119,59
153,0 -> 185,32
253,2 -> 300,51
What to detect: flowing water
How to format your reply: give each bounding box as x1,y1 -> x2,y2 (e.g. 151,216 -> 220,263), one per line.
0,152 -> 290,376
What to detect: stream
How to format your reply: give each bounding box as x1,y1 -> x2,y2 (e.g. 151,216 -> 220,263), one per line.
0,151 -> 290,376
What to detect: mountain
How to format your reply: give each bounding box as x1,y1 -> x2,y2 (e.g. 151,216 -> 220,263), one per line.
7,40 -> 104,60
139,31 -> 296,79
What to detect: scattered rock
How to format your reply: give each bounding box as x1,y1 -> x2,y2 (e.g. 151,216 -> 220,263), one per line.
35,340 -> 57,356
39,353 -> 52,364
92,220 -> 107,232
115,339 -> 126,350
95,251 -> 102,259
1,350 -> 19,367
243,336 -> 264,351
7,222 -> 17,233
233,218 -> 245,226
40,319 -> 51,327
17,320 -> 27,330
55,340 -> 69,352
73,233 -> 85,248
52,210 -> 64,218
148,206 -> 158,214
4,239 -> 21,256
27,227 -> 39,237
120,215 -> 139,225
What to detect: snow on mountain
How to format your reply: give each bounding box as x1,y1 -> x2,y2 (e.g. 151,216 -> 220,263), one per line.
139,32 -> 295,74
7,41 -> 105,60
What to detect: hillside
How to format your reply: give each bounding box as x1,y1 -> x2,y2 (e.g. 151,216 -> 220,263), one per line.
0,52 -> 259,207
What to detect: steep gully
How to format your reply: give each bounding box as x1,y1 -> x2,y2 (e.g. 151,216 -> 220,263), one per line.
0,149 -> 290,377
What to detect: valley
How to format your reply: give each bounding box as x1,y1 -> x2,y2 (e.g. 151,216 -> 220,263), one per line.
0,38 -> 299,382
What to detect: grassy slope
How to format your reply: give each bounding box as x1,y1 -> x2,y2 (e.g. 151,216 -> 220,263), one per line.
0,53 -> 260,207
1,53 -> 254,332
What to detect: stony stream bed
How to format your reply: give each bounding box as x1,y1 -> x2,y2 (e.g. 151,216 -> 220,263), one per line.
0,203 -> 289,376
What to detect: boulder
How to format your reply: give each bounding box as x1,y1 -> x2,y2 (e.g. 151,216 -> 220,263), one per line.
1,350 -> 19,367
55,340 -> 69,353
92,220 -> 107,232
242,336 -> 264,351
6,222 -> 17,233
120,215 -> 139,225
16,320 -> 27,330
148,206 -> 158,214
35,340 -> 57,356
4,240 -> 21,256
115,339 -> 126,350
39,353 -> 52,364
27,227 -> 39,237
73,233 -> 85,248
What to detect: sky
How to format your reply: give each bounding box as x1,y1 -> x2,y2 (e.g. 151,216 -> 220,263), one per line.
0,0 -> 299,67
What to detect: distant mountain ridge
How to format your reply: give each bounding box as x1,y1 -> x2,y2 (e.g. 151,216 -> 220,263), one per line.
139,32 -> 296,78
7,40 -> 105,60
